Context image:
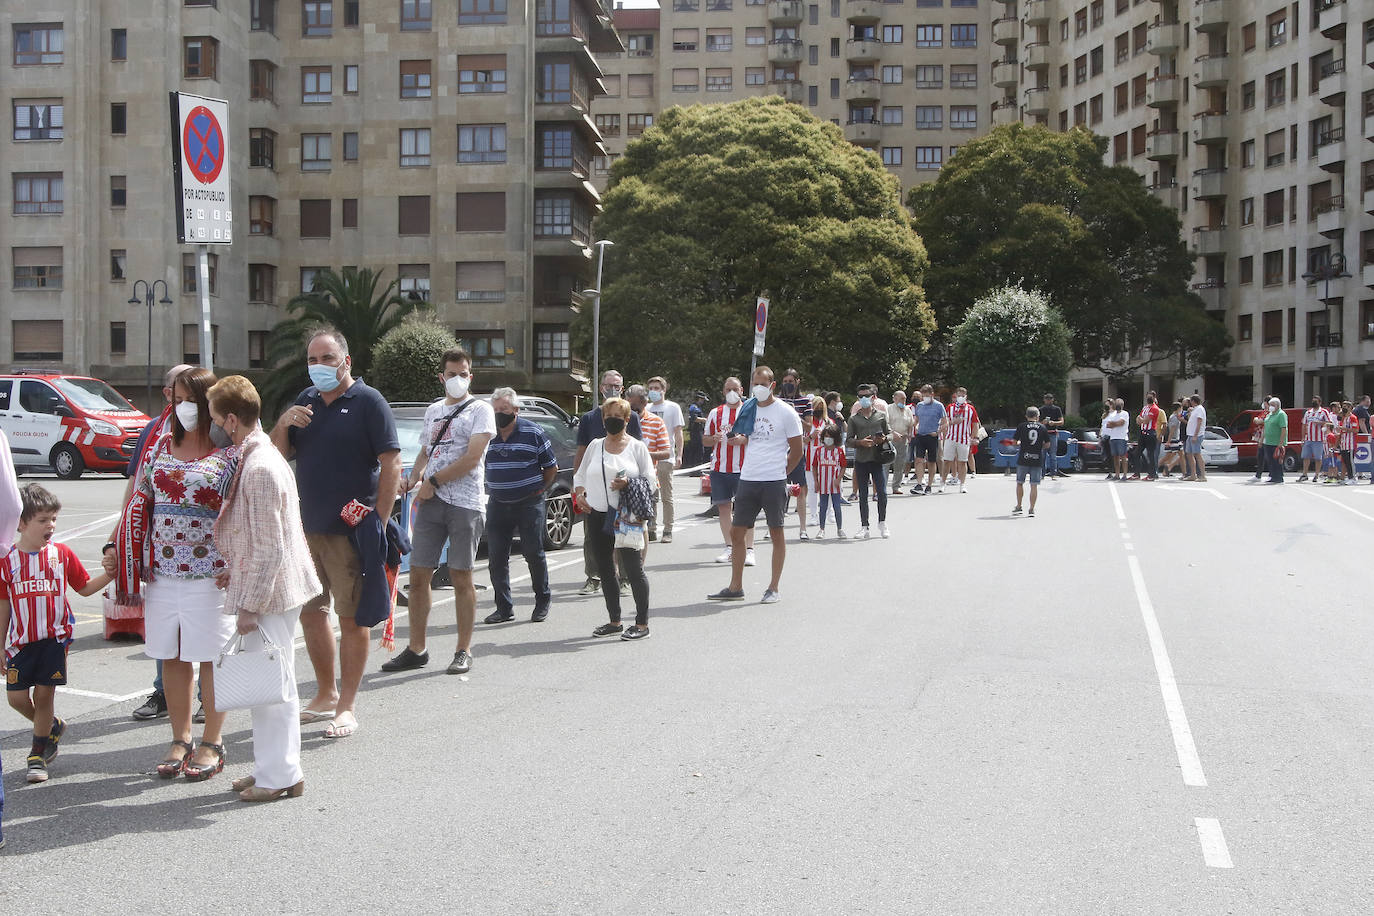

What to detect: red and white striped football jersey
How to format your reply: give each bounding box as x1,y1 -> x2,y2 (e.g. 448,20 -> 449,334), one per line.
809,445 -> 846,494
1342,414 -> 1358,452
945,403 -> 979,445
803,416 -> 826,469
1,542 -> 86,659
706,404 -> 745,473
1303,408 -> 1331,443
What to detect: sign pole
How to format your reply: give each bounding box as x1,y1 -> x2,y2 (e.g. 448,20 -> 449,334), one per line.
197,244 -> 214,372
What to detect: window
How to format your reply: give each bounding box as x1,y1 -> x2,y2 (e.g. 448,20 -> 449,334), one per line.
112,29 -> 127,60
344,0 -> 359,24
1241,81 -> 1255,110
1242,22 -> 1255,52
181,324 -> 220,364
673,28 -> 699,51
248,264 -> 277,304
831,37 -> 840,57
110,322 -> 127,355
12,248 -> 63,289
250,196 -> 276,235
1265,70 -> 1285,108
13,100 -> 63,141
13,24 -> 63,65
251,60 -> 277,101
303,0 -> 333,36
1241,139 -> 1255,168
809,44 -> 819,66
1238,314 -> 1253,340
1073,102 -> 1086,127
594,114 -> 620,137
400,128 -> 431,166
1089,94 -> 1102,125
1060,64 -> 1070,88
916,146 -> 943,170
746,67 -> 765,86
882,25 -> 902,42
456,262 -> 505,302
882,147 -> 902,166
1075,9 -> 1087,36
250,128 -> 276,168
1114,33 -> 1129,64
342,198 -> 357,228
538,126 -> 579,170
535,326 -> 571,372
1089,46 -> 1103,76
1075,55 -> 1087,84
1264,129 -> 1284,167
401,0 -> 432,29
180,252 -> 218,295
455,192 -> 505,232
915,25 -> 942,47
914,65 -> 942,89
460,0 -> 507,24
459,330 -> 506,367
111,103 -> 127,135
1262,250 -> 1284,286
706,68 -> 732,91
110,250 -> 126,281
252,0 -> 277,31
1114,82 -> 1128,114
706,28 -> 732,51
400,60 -> 432,98
915,106 -> 943,129
950,65 -> 977,89
628,74 -> 654,98
14,174 -> 63,215
950,24 -> 976,47
248,331 -> 269,369
300,199 -> 331,238
881,106 -> 903,125
1266,10 -> 1286,47
1240,197 -> 1254,226
1239,257 -> 1253,284
1263,190 -> 1284,226
183,37 -> 218,79
344,64 -> 359,94
534,193 -> 589,242
302,133 -> 331,170
398,264 -> 430,302
950,106 -> 977,129
1261,310 -> 1282,344
459,55 -> 506,93
1090,0 -> 1103,26
342,132 -> 358,161
881,65 -> 902,84
302,66 -> 332,103
628,113 -> 653,136
12,322 -> 63,360
626,33 -> 654,56
300,267 -> 325,292
459,124 -> 507,163
111,176 -> 126,208
673,68 -> 700,92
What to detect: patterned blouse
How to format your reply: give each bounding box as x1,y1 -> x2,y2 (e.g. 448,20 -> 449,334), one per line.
141,444 -> 234,581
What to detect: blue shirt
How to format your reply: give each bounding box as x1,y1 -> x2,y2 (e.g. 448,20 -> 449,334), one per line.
913,400 -> 945,435
288,380 -> 400,535
576,407 -> 641,446
485,417 -> 558,504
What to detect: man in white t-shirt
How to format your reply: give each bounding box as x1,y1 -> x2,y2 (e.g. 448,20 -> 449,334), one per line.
646,375 -> 683,542
708,366 -> 803,605
1183,394 -> 1207,481
1104,398 -> 1130,480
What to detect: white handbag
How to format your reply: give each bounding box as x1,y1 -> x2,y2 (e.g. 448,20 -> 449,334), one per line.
213,628 -> 294,711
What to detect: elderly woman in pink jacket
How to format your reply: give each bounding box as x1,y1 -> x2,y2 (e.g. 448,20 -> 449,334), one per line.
209,376 -> 321,802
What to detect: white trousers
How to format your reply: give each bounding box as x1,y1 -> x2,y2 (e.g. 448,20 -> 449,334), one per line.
245,607 -> 303,791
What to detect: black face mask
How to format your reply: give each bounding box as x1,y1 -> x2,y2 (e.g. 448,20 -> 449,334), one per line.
782,382 -> 798,396
812,409 -> 825,419
604,417 -> 626,435
495,412 -> 517,429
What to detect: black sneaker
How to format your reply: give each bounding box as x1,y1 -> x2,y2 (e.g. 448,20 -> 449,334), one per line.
621,627 -> 650,641
44,718 -> 65,764
132,690 -> 168,721
531,606 -> 549,622
380,647 -> 429,672
483,609 -> 515,624
446,650 -> 473,675
1012,506 -> 1023,515
707,588 -> 746,601
193,703 -> 206,725
592,622 -> 624,637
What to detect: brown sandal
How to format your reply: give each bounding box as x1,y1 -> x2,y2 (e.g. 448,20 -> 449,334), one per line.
157,740 -> 194,778
183,742 -> 226,782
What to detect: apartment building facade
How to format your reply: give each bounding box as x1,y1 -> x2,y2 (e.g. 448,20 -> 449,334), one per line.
2,0 -> 620,409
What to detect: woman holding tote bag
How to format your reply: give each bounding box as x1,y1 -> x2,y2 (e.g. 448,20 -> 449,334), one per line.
209,376 -> 321,802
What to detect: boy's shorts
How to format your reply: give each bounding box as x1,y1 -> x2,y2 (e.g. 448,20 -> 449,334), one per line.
6,637 -> 67,691
1016,465 -> 1043,485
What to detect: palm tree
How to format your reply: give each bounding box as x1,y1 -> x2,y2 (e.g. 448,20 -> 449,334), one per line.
258,267 -> 431,416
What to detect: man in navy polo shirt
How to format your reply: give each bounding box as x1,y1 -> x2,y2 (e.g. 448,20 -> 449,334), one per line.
270,326 -> 401,739
482,388 -> 559,624
573,370 -> 641,596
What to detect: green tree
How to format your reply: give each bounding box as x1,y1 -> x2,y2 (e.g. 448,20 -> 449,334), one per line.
579,96 -> 935,395
370,317 -> 455,403
908,123 -> 1229,382
259,267 -> 429,415
951,286 -> 1072,420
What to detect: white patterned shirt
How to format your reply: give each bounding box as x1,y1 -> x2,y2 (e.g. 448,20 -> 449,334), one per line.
422,397 -> 497,513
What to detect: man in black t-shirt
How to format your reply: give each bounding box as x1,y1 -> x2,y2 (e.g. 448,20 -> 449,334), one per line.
1012,406 -> 1048,517
1039,393 -> 1066,478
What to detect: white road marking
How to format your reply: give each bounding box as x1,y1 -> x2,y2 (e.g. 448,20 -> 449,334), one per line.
1127,554 -> 1207,787
56,512 -> 122,542
1157,485 -> 1227,500
1194,818 -> 1234,868
1295,486 -> 1374,523
1108,482 -> 1126,520
56,686 -> 149,702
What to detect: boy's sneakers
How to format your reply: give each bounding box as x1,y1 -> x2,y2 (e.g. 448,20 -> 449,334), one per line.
858,526 -> 870,539
878,522 -> 890,539
814,528 -> 825,539
714,547 -> 732,564
1012,505 -> 1023,515
132,690 -> 168,720
836,529 -> 848,540
744,549 -> 757,567
44,718 -> 65,764
26,755 -> 48,783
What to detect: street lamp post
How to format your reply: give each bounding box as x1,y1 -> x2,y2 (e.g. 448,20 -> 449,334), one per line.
1301,252 -> 1351,395
128,279 -> 174,410
589,239 -> 613,390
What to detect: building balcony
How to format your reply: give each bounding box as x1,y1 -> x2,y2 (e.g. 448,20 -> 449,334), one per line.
1145,129 -> 1181,159
992,16 -> 1019,45
1022,0 -> 1052,25
846,37 -> 881,62
1193,0 -> 1228,32
1194,54 -> 1229,88
1191,112 -> 1227,144
1316,196 -> 1345,237
1365,174 -> 1374,214
767,0 -> 805,23
1146,75 -> 1181,107
1317,0 -> 1347,40
844,118 -> 881,146
845,0 -> 883,22
1147,22 -> 1182,54
1191,281 -> 1225,311
844,77 -> 881,102
992,59 -> 1020,88
1023,86 -> 1050,115
1191,167 -> 1227,199
770,78 -> 806,104
1316,128 -> 1345,172
1318,59 -> 1346,107
767,39 -> 803,64
1150,181 -> 1182,210
1364,262 -> 1374,289
1025,41 -> 1050,69
1366,106 -> 1374,142
991,99 -> 1020,125
1191,226 -> 1227,256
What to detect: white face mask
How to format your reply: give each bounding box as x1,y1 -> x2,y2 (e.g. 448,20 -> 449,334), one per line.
175,401 -> 200,431
444,373 -> 471,399
751,384 -> 771,401
724,390 -> 741,405
922,396 -> 933,405
955,396 -> 966,405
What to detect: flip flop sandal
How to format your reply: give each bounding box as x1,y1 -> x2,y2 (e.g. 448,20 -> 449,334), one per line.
299,708 -> 336,725
157,740 -> 194,779
324,719 -> 359,739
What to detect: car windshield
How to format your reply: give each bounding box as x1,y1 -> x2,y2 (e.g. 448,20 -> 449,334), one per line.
53,377 -> 136,412
395,416 -> 426,467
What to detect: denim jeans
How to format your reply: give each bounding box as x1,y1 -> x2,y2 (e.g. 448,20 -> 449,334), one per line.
854,460 -> 888,527
1043,432 -> 1059,474
486,497 -> 551,615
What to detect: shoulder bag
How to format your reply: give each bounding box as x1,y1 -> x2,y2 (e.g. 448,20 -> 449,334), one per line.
213,628 -> 293,711
599,442 -> 619,536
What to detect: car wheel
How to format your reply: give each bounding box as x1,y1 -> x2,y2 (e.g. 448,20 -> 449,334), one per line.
1071,456 -> 1084,473
51,444 -> 84,480
1283,450 -> 1298,473
543,493 -> 573,550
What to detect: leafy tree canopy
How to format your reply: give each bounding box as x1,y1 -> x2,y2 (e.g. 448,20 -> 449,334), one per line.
579,96 -> 935,395
952,286 -> 1072,420
908,123 -> 1229,381
371,316 -> 456,403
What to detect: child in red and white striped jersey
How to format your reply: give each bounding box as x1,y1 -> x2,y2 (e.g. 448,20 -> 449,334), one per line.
809,425 -> 848,539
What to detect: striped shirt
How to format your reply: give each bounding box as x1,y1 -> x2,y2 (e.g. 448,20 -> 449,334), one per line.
639,410 -> 670,458
945,402 -> 979,445
706,404 -> 745,473
1304,408 -> 1332,443
1137,404 -> 1163,433
484,417 -> 558,504
1,542 -> 85,660
803,416 -> 826,469
1342,414 -> 1358,452
809,444 -> 846,494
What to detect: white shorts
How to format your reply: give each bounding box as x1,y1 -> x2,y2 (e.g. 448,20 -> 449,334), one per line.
144,577 -> 233,663
941,440 -> 971,462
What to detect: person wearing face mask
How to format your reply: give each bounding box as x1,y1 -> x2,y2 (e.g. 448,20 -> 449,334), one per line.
480,388 -> 558,625
809,423 -> 847,538
645,376 -> 684,543
702,378 -> 756,567
1260,396 -> 1288,484
270,327 -> 402,738
847,384 -> 892,539
573,371 -> 642,596
127,367 -> 237,781
909,384 -> 944,495
939,387 -> 979,493
885,390 -> 913,495
207,375 -> 320,802
383,348 -> 496,676
1298,396 -> 1331,482
777,370 -> 815,528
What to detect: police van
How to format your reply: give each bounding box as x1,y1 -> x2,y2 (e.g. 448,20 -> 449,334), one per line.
0,373 -> 150,479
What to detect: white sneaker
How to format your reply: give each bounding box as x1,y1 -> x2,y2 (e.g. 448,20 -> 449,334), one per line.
859,526 -> 870,539
807,515 -> 819,527
714,547 -> 732,564
744,549 -> 757,567
946,475 -> 956,485
878,522 -> 890,538
836,529 -> 848,539
814,528 -> 825,539
760,589 -> 780,604
959,484 -> 967,494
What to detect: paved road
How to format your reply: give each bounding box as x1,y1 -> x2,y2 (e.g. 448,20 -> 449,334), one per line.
1,468 -> 1371,913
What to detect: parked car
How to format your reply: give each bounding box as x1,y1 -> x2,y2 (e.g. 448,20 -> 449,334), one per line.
1067,428 -> 1107,471
1225,409 -> 1303,471
0,373 -> 150,479
1201,426 -> 1239,467
390,402 -> 576,575
986,428 -> 1079,472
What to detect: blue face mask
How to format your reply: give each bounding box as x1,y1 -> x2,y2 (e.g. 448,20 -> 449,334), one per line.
308,363 -> 341,392
647,390 -> 663,403
859,397 -> 872,409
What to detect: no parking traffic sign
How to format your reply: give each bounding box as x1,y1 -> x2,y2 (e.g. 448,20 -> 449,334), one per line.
170,92 -> 232,244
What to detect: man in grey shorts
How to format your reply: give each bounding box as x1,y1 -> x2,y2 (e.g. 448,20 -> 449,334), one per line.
383,347 -> 496,676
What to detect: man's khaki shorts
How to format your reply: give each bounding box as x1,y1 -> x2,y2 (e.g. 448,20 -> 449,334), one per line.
303,532 -> 361,620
